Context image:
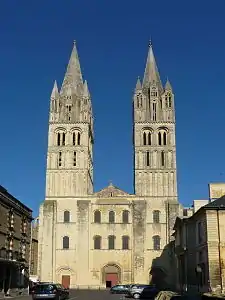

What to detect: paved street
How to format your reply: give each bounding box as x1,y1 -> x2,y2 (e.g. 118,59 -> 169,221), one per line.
0,290 -> 125,300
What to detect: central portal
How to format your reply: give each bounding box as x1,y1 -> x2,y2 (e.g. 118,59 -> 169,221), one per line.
102,264 -> 121,288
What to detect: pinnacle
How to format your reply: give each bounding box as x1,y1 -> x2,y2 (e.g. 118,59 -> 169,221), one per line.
50,80 -> 59,99
83,80 -> 90,98
135,77 -> 142,90
165,78 -> 172,91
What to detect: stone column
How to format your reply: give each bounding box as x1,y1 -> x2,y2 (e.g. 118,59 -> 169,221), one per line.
77,200 -> 90,286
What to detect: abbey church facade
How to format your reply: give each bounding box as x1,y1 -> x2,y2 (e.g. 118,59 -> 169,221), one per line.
38,41 -> 183,289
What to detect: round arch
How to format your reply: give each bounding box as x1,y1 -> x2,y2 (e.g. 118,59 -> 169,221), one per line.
101,263 -> 122,286
69,127 -> 83,134
157,126 -> 169,133
141,127 -> 154,132
56,266 -> 75,275
56,266 -> 75,289
54,127 -> 67,134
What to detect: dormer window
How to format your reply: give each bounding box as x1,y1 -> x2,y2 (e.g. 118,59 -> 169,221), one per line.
151,88 -> 158,97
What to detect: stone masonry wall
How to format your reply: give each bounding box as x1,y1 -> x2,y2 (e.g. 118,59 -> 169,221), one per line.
133,200 -> 146,283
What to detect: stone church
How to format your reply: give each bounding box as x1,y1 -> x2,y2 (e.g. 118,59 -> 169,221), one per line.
38,41 -> 183,289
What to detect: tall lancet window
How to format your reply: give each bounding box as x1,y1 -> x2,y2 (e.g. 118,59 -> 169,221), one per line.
161,151 -> 165,167
152,102 -> 157,121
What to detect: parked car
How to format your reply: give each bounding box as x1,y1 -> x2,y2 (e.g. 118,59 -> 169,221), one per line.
32,283 -> 69,300
110,284 -> 132,294
139,286 -> 159,299
127,284 -> 158,299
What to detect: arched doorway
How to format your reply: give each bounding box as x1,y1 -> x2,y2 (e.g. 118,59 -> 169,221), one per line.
149,267 -> 167,289
102,264 -> 121,288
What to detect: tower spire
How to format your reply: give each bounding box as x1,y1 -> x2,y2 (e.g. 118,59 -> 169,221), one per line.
143,42 -> 163,90
61,41 -> 83,95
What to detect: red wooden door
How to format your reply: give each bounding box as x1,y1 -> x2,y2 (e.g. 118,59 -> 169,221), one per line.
106,273 -> 118,287
61,275 -> 70,288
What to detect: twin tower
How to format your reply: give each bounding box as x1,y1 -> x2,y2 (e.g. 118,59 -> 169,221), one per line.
46,41 -> 177,201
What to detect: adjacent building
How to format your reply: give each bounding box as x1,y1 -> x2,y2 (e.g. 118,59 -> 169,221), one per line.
38,41 -> 183,289
174,183 -> 225,293
30,218 -> 39,280
0,185 -> 33,295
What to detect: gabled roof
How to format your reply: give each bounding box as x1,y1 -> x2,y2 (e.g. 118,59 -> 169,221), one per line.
94,183 -> 132,198
203,194 -> 225,209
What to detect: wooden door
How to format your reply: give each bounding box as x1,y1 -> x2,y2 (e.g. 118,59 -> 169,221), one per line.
61,275 -> 70,289
105,273 -> 118,287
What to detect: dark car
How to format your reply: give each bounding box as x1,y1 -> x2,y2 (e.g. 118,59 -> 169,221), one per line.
32,283 -> 69,300
110,284 -> 132,294
127,284 -> 157,299
140,286 -> 159,299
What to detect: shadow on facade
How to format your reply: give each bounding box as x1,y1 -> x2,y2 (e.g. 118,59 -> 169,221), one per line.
0,262 -> 29,295
149,241 -> 177,291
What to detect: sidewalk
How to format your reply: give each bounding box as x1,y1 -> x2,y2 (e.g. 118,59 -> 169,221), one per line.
0,290 -> 30,300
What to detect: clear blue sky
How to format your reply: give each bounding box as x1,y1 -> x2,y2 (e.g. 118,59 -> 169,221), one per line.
1,0 -> 225,216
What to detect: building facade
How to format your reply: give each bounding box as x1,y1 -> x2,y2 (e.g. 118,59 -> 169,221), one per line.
174,183 -> 225,293
38,41 -> 182,289
0,185 -> 33,295
30,218 -> 39,279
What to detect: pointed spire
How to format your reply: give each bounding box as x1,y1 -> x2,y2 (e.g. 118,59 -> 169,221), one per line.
165,78 -> 172,91
143,42 -> 163,90
61,41 -> 83,95
50,80 -> 59,99
135,76 -> 142,91
83,80 -> 90,98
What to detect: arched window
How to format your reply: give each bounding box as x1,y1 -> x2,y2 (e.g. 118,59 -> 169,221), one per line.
163,132 -> 167,145
122,236 -> 129,250
109,211 -> 115,223
94,210 -> 101,223
153,235 -> 160,250
72,130 -> 81,146
143,132 -> 147,145
122,210 -> 129,224
57,133 -> 60,146
143,129 -> 152,146
56,130 -> 66,146
158,132 -> 161,146
94,235 -> 101,249
63,236 -> 69,249
153,210 -> 160,223
64,210 -> 70,223
108,235 -> 115,250
77,132 -> 81,145
73,132 -> 76,145
158,129 -> 168,146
